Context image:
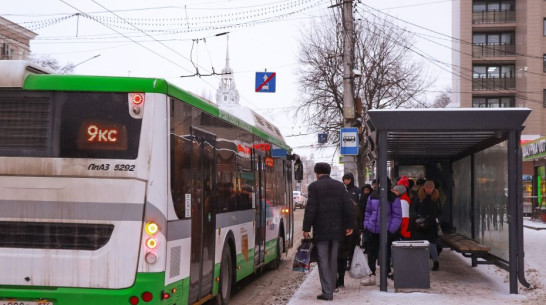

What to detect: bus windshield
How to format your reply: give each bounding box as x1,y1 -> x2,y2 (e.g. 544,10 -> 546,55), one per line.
0,91 -> 142,159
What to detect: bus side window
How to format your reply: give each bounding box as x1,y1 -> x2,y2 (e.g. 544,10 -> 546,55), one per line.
170,100 -> 193,219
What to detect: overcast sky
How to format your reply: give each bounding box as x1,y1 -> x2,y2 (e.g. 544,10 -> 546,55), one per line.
2,0 -> 452,168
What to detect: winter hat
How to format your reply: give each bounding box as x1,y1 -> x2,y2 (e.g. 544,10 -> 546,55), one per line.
424,180 -> 435,188
393,185 -> 406,194
314,162 -> 331,175
397,175 -> 410,188
342,173 -> 354,181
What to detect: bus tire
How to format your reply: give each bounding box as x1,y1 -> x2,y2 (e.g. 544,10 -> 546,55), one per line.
217,243 -> 233,305
272,234 -> 283,270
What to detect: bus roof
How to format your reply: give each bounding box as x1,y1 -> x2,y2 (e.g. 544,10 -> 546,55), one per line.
17,72 -> 290,151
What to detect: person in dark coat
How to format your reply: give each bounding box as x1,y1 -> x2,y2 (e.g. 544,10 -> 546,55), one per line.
336,173 -> 363,289
303,163 -> 354,301
410,180 -> 442,271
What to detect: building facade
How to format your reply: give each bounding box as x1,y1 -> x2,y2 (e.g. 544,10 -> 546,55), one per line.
452,0 -> 546,138
0,17 -> 36,60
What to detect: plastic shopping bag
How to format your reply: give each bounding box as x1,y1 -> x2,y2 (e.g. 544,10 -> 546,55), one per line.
348,246 -> 371,279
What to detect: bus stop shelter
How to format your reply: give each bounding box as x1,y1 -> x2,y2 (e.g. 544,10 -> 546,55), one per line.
367,108 -> 531,294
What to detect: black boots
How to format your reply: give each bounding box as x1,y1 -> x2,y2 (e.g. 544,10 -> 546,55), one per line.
432,261 -> 439,271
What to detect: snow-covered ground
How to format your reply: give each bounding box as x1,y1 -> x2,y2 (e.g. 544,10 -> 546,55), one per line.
287,218 -> 546,305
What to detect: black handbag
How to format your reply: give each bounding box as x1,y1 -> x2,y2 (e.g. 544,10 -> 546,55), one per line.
415,216 -> 429,231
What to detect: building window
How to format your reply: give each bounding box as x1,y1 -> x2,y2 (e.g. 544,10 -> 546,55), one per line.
473,96 -> 514,108
473,1 -> 514,12
544,55 -> 546,73
473,65 -> 514,78
544,90 -> 546,108
544,19 -> 546,36
473,32 -> 516,46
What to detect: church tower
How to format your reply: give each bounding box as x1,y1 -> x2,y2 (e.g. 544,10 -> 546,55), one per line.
216,36 -> 240,105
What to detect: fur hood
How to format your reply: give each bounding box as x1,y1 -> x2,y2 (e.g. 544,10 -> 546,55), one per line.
418,187 -> 440,201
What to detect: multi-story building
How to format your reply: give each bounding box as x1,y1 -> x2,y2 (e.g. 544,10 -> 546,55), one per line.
0,17 -> 37,60
452,0 -> 545,138
453,0 -> 546,216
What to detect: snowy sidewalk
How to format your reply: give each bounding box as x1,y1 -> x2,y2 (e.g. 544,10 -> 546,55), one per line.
287,237 -> 544,305
523,217 -> 546,230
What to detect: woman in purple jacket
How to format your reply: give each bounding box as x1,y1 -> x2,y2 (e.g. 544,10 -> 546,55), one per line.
361,179 -> 402,286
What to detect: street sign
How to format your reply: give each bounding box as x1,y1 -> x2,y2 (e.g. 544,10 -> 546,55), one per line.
272,148 -> 287,157
318,133 -> 328,144
340,127 -> 358,155
339,155 -> 346,164
255,72 -> 276,92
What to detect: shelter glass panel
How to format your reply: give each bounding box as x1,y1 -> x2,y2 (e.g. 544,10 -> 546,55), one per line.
474,141 -> 508,261
452,156 -> 472,237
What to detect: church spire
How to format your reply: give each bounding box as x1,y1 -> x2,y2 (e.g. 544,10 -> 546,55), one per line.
224,35 -> 231,72
216,35 -> 239,105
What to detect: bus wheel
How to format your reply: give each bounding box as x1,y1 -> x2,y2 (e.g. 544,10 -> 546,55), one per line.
272,235 -> 284,270
217,243 -> 233,305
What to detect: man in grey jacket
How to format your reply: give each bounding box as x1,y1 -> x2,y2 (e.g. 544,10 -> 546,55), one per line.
303,163 -> 354,301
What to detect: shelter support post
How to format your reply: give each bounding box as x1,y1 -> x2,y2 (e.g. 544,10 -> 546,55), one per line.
378,130 -> 388,292
508,130 -> 530,292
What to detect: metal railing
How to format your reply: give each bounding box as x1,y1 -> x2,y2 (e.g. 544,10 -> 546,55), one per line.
472,77 -> 515,91
473,11 -> 516,24
473,44 -> 515,57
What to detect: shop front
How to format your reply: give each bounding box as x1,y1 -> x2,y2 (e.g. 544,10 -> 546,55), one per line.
522,136 -> 546,221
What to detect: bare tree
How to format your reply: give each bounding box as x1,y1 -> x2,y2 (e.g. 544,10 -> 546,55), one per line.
29,56 -> 74,74
430,88 -> 452,108
297,12 -> 431,184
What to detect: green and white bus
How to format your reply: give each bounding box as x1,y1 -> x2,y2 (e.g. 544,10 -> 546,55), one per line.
0,61 -> 297,305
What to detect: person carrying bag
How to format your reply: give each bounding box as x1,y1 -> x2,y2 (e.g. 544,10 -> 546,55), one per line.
349,245 -> 371,279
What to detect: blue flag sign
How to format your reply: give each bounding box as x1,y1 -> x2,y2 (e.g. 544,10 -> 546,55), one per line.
255,72 -> 276,93
340,128 -> 359,155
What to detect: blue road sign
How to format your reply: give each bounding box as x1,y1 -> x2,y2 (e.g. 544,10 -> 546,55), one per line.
318,133 -> 328,144
272,148 -> 287,157
340,128 -> 359,155
255,72 -> 276,93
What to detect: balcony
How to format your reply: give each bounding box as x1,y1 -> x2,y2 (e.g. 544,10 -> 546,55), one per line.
473,44 -> 515,57
473,11 -> 515,24
472,77 -> 515,91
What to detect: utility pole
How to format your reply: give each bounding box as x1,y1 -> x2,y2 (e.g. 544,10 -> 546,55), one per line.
342,0 -> 357,176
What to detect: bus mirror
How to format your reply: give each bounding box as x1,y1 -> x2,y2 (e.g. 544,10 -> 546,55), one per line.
294,158 -> 303,182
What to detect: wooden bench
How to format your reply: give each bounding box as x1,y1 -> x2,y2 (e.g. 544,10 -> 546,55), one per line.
440,233 -> 492,267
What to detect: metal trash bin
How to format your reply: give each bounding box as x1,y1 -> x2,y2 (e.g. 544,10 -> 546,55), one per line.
392,240 -> 430,289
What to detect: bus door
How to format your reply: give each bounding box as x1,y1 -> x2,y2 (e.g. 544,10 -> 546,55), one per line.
188,130 -> 216,302
254,155 -> 266,266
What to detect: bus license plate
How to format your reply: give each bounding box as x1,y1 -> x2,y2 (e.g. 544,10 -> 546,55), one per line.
1,301 -> 52,305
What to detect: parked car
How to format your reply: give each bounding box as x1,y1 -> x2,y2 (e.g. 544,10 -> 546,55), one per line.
293,191 -> 307,209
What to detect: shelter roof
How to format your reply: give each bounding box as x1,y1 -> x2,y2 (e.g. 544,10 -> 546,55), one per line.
367,108 -> 531,162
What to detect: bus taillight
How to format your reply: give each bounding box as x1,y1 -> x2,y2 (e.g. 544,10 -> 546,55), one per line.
129,295 -> 139,305
142,291 -> 153,302
145,222 -> 159,235
145,252 -> 158,264
146,237 -> 158,249
129,93 -> 145,119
